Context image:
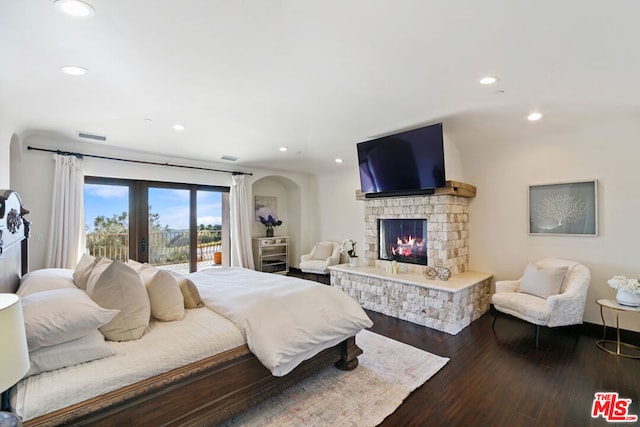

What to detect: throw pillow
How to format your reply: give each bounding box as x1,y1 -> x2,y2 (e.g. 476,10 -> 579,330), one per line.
18,268 -> 77,296
87,260 -> 151,341
519,263 -> 569,299
147,270 -> 185,321
26,330 -> 116,377
75,253 -> 96,272
73,255 -> 102,290
312,243 -> 334,261
21,288 -> 119,351
131,263 -> 161,287
86,257 -> 114,292
168,271 -> 204,308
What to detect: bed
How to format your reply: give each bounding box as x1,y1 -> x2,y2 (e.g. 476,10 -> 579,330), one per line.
0,190 -> 372,426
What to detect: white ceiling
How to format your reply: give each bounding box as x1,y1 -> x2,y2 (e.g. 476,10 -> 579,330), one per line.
2,1 -> 639,175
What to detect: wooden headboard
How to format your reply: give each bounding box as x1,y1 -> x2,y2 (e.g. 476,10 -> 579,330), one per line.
0,190 -> 30,293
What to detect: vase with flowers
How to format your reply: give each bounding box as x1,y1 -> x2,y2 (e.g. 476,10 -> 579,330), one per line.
607,275 -> 640,307
340,239 -> 358,267
259,215 -> 282,238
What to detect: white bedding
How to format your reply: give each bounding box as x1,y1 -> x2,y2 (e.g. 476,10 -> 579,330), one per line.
14,307 -> 244,421
190,267 -> 373,376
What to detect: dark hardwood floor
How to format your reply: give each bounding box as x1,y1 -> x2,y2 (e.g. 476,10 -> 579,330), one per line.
366,309 -> 640,427
286,270 -> 640,426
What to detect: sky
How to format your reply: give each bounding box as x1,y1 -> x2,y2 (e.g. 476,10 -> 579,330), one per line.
84,184 -> 222,231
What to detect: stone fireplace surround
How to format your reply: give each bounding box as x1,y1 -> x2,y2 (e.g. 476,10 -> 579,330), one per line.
330,185 -> 492,335
364,193 -> 469,275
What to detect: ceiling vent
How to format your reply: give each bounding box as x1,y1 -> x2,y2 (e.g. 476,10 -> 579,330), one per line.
221,155 -> 238,162
78,131 -> 107,142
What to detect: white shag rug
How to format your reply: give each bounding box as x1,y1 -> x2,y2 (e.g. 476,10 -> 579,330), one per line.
221,330 -> 449,427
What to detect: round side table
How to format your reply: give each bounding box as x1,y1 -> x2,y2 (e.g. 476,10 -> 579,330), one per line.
596,298 -> 640,359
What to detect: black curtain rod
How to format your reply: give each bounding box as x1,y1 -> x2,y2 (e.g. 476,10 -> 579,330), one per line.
26,146 -> 252,176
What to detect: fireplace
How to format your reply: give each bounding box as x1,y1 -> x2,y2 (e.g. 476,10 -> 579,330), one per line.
378,218 -> 427,265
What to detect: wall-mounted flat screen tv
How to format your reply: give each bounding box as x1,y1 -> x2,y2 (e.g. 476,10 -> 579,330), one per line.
357,122 -> 445,198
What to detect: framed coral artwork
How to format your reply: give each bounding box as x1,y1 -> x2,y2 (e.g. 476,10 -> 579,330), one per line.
528,180 -> 598,236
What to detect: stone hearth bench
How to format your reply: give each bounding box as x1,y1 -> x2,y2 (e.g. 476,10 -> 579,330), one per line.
329,265 -> 492,335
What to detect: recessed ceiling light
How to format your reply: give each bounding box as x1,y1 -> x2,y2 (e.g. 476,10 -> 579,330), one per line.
480,76 -> 499,85
335,158 -> 343,163
60,65 -> 87,76
173,124 -> 185,131
144,118 -> 153,123
279,147 -> 288,152
527,112 -> 543,121
54,0 -> 95,18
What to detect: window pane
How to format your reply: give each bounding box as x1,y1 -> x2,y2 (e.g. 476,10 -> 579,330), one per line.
84,183 -> 130,261
197,190 -> 223,271
148,188 -> 191,273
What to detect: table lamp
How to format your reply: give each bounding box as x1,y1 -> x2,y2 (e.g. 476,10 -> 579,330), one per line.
0,294 -> 30,427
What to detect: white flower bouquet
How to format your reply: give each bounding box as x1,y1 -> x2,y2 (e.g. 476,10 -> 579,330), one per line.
607,275 -> 640,294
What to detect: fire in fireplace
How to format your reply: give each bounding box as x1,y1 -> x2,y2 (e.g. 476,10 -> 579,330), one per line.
378,218 -> 427,265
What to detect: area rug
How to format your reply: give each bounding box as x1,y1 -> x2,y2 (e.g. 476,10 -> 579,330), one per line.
221,330 -> 449,426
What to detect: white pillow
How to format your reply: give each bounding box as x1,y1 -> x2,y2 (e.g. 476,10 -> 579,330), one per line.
26,330 -> 116,377
21,288 -> 119,351
147,270 -> 185,321
313,243 -> 334,260
18,268 -> 77,296
519,263 -> 569,299
87,261 -> 151,341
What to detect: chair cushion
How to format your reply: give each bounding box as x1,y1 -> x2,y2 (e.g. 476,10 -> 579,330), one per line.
313,243 -> 334,260
492,292 -> 550,325
300,259 -> 330,274
519,263 -> 568,299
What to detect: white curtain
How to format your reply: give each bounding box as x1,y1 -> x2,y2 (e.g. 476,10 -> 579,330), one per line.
46,154 -> 85,269
229,174 -> 255,269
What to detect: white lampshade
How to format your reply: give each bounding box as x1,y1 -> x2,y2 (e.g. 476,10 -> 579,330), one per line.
0,294 -> 30,393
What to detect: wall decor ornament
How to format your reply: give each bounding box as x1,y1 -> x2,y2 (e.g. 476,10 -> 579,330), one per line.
424,265 -> 451,281
528,180 -> 597,236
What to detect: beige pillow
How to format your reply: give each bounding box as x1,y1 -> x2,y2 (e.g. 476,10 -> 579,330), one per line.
75,253 -> 96,271
519,263 -> 568,299
167,271 -> 204,308
313,243 -> 334,260
135,263 -> 161,287
86,257 -> 114,292
87,261 -> 151,341
73,255 -> 102,290
147,270 -> 185,321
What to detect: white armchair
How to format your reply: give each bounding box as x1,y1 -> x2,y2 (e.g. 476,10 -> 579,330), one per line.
300,241 -> 341,275
491,258 -> 591,347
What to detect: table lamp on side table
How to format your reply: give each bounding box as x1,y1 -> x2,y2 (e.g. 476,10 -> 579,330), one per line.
0,294 -> 30,427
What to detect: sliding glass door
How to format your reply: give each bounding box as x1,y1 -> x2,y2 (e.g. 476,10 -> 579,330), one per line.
84,177 -> 229,273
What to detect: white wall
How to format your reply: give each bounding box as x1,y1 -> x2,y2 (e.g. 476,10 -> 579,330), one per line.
463,118 -> 640,332
10,132 -> 317,271
0,122 -> 16,188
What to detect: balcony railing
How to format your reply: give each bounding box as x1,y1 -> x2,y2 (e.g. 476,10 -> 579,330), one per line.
85,230 -> 222,266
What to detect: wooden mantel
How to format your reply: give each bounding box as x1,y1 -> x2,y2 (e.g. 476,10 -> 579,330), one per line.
355,180 -> 476,201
